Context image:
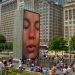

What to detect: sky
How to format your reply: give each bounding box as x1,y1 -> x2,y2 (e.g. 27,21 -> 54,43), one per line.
2,0 -> 6,2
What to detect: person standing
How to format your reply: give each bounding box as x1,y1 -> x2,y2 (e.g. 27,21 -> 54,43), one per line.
29,65 -> 34,71
43,67 -> 48,75
8,56 -> 13,64
63,67 -> 67,75
35,66 -> 40,72
67,66 -> 72,75
73,63 -> 75,72
48,68 -> 54,75
0,57 -> 4,75
19,59 -> 23,70
40,67 -> 43,73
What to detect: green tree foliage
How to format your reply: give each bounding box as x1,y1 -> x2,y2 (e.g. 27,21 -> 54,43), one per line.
58,37 -> 68,51
69,36 -> 75,51
0,34 -> 13,51
48,36 -> 59,52
0,43 -> 6,51
69,36 -> 75,64
0,44 -> 2,52
0,34 -> 6,43
8,42 -> 13,51
0,43 -> 5,49
48,36 -> 67,52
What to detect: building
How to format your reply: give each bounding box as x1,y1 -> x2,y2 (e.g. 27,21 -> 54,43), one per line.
24,0 -> 34,11
0,0 -> 17,42
47,0 -> 66,6
0,0 -> 34,42
64,0 -> 75,44
34,0 -> 64,46
18,0 -> 34,11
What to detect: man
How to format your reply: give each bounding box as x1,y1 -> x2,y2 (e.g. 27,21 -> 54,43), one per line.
67,66 -> 72,75
43,67 -> 48,75
23,10 -> 40,60
0,57 -> 4,72
63,67 -> 67,75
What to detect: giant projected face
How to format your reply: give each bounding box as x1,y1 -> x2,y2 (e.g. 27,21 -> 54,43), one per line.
23,10 -> 40,60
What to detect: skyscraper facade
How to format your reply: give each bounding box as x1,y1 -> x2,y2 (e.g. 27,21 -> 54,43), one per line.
64,0 -> 75,44
0,0 -> 34,42
34,0 -> 64,46
47,0 -> 66,6
17,0 -> 34,11
0,0 -> 17,42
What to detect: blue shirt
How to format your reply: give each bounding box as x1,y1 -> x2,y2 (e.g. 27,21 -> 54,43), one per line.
43,70 -> 48,75
29,66 -> 34,71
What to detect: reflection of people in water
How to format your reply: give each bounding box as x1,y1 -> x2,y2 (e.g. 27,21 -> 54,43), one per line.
23,10 -> 40,60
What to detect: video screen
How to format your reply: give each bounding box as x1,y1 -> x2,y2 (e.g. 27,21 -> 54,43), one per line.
22,10 -> 40,60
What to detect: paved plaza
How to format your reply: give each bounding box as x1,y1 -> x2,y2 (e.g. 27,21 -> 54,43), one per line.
1,55 -> 75,75
12,62 -> 75,75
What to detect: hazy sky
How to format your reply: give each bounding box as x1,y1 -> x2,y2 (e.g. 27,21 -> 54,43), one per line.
2,0 -> 6,2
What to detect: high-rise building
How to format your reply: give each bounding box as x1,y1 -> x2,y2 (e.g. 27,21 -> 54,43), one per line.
47,0 -> 66,6
17,0 -> 34,11
0,0 -> 34,42
64,0 -> 75,44
0,0 -> 17,42
34,0 -> 64,46
24,0 -> 34,11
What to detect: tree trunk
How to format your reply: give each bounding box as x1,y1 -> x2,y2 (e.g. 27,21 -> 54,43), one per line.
55,50 -> 56,55
69,50 -> 71,65
62,51 -> 63,56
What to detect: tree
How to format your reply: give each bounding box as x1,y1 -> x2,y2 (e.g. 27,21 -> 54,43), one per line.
58,37 -> 68,56
48,36 -> 59,55
8,42 -> 13,51
0,34 -> 6,43
69,36 -> 75,63
69,36 -> 75,51
0,44 -> 2,52
0,43 -> 5,50
48,36 -> 67,55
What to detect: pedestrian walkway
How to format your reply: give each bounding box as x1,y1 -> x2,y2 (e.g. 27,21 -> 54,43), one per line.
12,62 -> 75,75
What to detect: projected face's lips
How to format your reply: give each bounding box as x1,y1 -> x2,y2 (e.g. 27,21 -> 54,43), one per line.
27,45 -> 36,58
27,45 -> 35,53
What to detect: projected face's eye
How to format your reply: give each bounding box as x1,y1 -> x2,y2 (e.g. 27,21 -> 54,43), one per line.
34,21 -> 40,30
23,18 -> 30,29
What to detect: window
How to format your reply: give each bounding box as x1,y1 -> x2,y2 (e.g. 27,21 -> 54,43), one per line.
73,9 -> 75,19
73,21 -> 75,24
65,10 -> 68,20
69,10 -> 72,20
69,21 -> 72,24
65,22 -> 68,25
70,26 -> 72,28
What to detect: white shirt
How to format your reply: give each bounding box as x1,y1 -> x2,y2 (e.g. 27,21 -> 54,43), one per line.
0,62 -> 4,71
19,60 -> 22,65
63,68 -> 67,73
19,64 -> 22,68
10,64 -> 13,67
67,67 -> 72,73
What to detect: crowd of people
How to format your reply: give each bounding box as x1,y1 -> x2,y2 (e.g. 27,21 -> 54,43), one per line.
17,54 -> 75,75
0,55 -> 13,72
0,54 -> 75,75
